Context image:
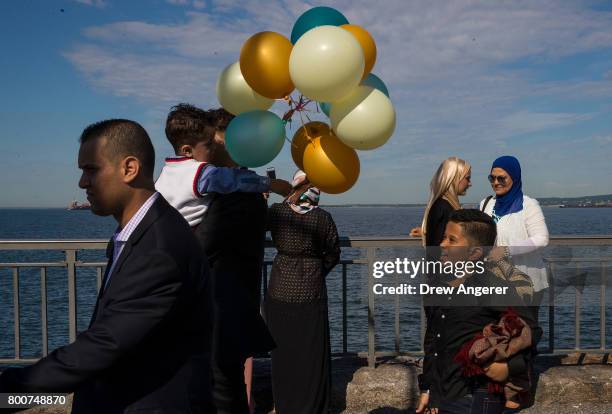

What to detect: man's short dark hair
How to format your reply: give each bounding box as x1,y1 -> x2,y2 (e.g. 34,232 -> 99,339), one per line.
80,119 -> 155,178
165,104 -> 217,154
204,107 -> 234,131
448,209 -> 497,247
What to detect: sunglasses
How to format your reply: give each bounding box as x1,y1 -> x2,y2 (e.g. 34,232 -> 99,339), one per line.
488,174 -> 508,185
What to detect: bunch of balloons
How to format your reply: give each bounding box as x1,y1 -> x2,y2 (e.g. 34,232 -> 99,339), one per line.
216,6 -> 396,194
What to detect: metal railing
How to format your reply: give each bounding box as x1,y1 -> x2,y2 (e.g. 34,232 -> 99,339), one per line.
1,236 -> 611,367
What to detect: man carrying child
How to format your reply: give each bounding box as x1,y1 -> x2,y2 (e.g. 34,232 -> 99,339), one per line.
156,105 -> 288,413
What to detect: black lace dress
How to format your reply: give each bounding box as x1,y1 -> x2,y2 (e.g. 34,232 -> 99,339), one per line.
264,202 -> 340,414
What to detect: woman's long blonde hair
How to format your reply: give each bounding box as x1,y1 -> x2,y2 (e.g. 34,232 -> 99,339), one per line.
420,157 -> 471,245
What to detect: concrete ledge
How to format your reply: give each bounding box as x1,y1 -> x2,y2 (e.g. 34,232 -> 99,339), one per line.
6,354 -> 612,413
254,354 -> 612,413
532,365 -> 612,405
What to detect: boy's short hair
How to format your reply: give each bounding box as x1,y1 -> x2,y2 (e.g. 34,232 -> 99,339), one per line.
80,119 -> 155,178
165,104 -> 216,153
448,209 -> 497,247
203,108 -> 234,131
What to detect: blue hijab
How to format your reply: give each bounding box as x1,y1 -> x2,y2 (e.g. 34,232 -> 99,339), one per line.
492,155 -> 523,217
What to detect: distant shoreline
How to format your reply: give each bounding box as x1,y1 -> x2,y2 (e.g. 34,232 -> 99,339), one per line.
1,193 -> 610,209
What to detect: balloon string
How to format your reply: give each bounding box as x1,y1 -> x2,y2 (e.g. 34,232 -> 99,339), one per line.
298,109 -> 307,136
283,94 -> 319,144
286,134 -> 296,147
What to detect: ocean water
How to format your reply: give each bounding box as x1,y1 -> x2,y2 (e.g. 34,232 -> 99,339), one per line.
0,206 -> 611,359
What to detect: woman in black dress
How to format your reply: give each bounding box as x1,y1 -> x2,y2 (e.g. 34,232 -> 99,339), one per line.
264,170 -> 340,414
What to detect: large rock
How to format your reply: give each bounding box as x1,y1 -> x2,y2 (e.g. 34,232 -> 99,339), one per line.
344,357 -> 419,412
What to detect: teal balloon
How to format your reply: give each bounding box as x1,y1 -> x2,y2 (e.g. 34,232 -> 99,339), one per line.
225,110 -> 285,168
290,6 -> 349,44
362,73 -> 390,97
320,102 -> 332,117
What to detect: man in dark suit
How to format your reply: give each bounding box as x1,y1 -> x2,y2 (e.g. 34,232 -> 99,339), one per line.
0,119 -> 214,413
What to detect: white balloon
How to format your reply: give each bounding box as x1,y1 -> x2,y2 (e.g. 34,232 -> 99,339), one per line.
330,86 -> 396,150
289,25 -> 364,102
216,62 -> 274,115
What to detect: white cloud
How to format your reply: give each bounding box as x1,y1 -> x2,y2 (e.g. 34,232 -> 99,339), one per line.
66,1 -> 612,112
82,12 -> 247,59
497,111 -> 593,136
594,134 -> 612,146
73,0 -> 107,8
193,0 -> 206,9
62,0 -> 612,201
64,44 -> 219,106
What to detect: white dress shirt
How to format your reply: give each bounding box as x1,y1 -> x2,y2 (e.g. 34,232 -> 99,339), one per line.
104,192 -> 160,290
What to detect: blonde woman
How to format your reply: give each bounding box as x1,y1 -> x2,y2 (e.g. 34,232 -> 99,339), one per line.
413,157 -> 471,414
410,157 -> 472,248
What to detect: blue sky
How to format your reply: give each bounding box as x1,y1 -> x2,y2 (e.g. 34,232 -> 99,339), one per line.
1,0 -> 611,207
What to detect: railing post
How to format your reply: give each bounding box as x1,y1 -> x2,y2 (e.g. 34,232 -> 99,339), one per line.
342,263 -> 347,354
65,249 -> 78,343
394,270 -> 400,354
262,264 -> 268,296
260,264 -> 268,317
96,267 -> 103,293
420,294 -> 426,353
13,267 -> 20,360
41,267 -> 48,357
575,263 -> 581,350
367,247 -> 376,368
547,262 -> 555,353
601,261 -> 607,351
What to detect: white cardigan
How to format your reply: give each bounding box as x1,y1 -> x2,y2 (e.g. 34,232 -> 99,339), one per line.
480,195 -> 550,292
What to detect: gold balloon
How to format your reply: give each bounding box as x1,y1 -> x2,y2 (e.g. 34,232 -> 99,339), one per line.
341,24 -> 377,79
303,132 -> 360,194
240,31 -> 295,99
291,121 -> 330,170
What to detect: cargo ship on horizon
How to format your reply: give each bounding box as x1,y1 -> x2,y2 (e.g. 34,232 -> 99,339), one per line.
67,200 -> 91,210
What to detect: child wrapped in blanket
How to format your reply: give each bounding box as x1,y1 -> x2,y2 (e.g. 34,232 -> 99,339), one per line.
454,308 -> 532,410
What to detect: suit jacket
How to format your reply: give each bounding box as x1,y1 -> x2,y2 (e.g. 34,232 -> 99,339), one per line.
194,192 -> 275,363
0,196 -> 214,414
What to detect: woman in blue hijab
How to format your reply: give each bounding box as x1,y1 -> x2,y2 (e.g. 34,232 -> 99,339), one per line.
479,155 -> 549,411
489,155 -> 524,220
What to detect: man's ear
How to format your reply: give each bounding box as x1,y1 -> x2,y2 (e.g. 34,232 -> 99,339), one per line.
179,144 -> 193,157
214,130 -> 225,144
121,156 -> 140,184
467,246 -> 484,262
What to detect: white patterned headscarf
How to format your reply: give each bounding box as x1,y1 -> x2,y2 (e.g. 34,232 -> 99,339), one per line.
288,170 -> 320,214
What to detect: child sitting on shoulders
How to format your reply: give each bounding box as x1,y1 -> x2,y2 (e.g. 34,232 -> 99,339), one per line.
155,104 -> 290,227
